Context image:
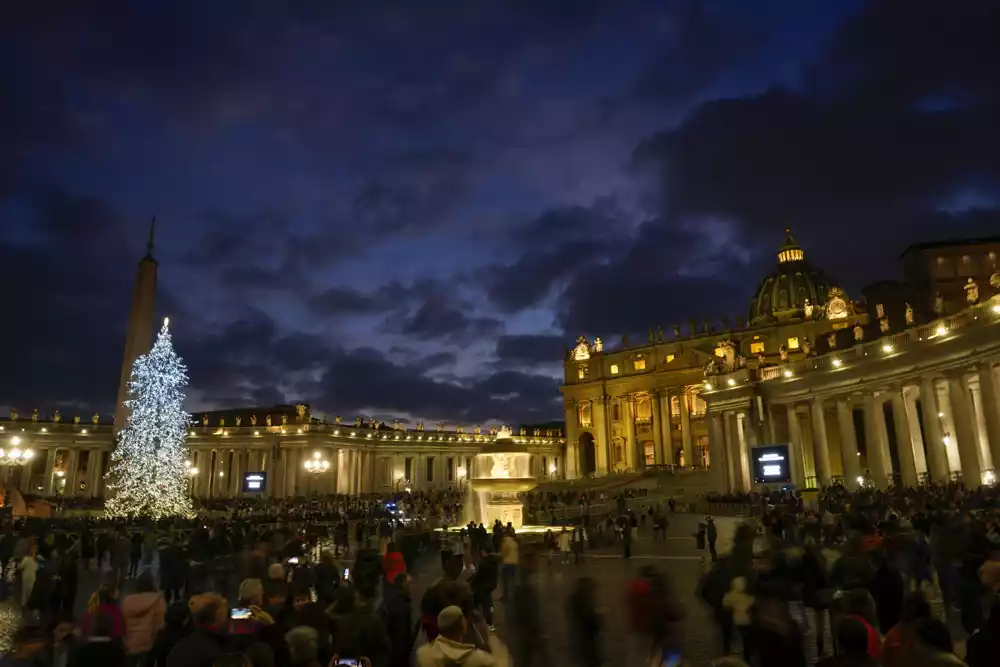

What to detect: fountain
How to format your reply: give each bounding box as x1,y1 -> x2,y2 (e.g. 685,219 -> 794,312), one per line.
468,425 -> 538,529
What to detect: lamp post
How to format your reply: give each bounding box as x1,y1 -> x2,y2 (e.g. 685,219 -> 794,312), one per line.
0,435 -> 36,497
303,451 -> 330,495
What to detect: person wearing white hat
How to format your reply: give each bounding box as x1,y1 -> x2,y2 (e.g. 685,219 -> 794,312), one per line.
416,606 -> 510,667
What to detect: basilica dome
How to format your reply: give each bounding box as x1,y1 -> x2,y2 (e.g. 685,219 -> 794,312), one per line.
748,229 -> 839,325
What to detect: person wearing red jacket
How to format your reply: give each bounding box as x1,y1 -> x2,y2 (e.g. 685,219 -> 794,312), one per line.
383,542 -> 407,584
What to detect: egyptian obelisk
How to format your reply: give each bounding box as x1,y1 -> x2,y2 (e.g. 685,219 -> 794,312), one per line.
114,218 -> 158,434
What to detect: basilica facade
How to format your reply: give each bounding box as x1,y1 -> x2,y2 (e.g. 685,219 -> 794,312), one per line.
562,230 -> 1000,491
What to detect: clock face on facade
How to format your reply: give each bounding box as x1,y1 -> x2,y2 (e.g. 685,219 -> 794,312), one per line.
827,297 -> 847,319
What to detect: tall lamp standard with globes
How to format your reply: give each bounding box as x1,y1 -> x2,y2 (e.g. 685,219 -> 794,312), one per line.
303,451 -> 330,495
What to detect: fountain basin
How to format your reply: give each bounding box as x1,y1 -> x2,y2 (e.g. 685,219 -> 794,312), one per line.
468,477 -> 538,493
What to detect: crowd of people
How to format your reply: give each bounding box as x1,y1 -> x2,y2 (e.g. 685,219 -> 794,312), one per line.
1,480 -> 999,667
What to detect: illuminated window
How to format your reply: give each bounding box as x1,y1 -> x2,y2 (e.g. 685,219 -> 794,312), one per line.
787,337 -> 800,350
610,364 -> 619,375
750,341 -> 765,354
577,364 -> 589,379
634,356 -> 646,371
578,401 -> 592,427
664,354 -> 675,363
670,395 -> 681,418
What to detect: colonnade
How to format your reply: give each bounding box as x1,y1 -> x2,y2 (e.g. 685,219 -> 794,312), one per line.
566,385 -> 704,476
709,361 -> 1000,491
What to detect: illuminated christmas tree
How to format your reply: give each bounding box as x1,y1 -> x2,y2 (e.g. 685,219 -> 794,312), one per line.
105,318 -> 194,519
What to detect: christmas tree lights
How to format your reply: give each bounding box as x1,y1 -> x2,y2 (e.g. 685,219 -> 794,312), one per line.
105,317 -> 194,519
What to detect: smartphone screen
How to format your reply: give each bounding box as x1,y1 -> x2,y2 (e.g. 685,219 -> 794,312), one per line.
343,568 -> 350,579
336,660 -> 360,667
663,653 -> 682,667
230,607 -> 251,620
287,557 -> 299,564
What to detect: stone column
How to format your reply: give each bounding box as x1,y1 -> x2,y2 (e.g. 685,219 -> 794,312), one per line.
810,400 -> 832,487
707,413 -> 728,491
785,404 -> 806,487
836,399 -> 861,490
976,362 -> 1000,473
64,449 -> 79,497
89,450 -> 103,497
592,398 -> 608,474
272,449 -> 286,498
563,399 -> 579,479
651,391 -> 665,466
602,396 -> 613,472
336,450 -> 348,494
659,390 -> 673,465
286,448 -> 300,497
680,390 -> 694,467
891,390 -> 918,488
722,412 -> 737,491
919,377 -> 950,482
623,396 -> 637,471
948,374 -> 983,488
902,387 -> 928,478
202,451 -> 215,498
863,394 -> 891,489
735,412 -> 751,491
43,448 -> 57,496
231,450 -> 244,497
327,447 -> 338,494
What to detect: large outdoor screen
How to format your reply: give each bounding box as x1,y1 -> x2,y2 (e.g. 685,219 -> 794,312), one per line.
242,472 -> 267,493
752,445 -> 791,484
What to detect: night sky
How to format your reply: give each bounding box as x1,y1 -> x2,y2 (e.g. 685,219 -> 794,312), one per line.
3,1 -> 1000,426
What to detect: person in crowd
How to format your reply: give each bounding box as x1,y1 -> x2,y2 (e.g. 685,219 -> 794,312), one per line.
566,577 -> 602,667
294,602 -> 333,666
722,576 -> 754,663
510,550 -> 543,667
498,532 -> 518,603
327,584 -> 390,667
129,531 -> 144,579
112,530 -> 132,585
706,517 -> 719,563
381,573 -> 414,667
150,602 -> 191,667
964,598 -> 1000,667
868,552 -> 905,636
750,588 -> 806,667
19,540 -> 39,609
123,571 -> 167,665
382,543 -> 406,587
882,592 -> 932,667
285,626 -> 322,667
469,546 -> 498,630
83,583 -> 125,639
904,617 -> 966,666
33,614 -> 78,667
74,612 -> 126,667
415,606 -> 509,667
816,617 -> 880,667
212,655 -> 251,667
166,593 -> 231,667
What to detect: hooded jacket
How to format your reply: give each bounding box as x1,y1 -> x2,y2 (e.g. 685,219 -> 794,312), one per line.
416,634 -> 508,667
123,591 -> 167,653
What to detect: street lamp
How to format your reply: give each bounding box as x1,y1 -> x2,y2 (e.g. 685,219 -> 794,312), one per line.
0,436 -> 34,466
185,460 -> 199,495
303,451 -> 331,474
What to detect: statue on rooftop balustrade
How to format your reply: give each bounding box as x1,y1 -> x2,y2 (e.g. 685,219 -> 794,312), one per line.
53,410 -> 61,423
905,303 -> 914,325
335,415 -> 342,425
236,416 -> 242,426
880,318 -> 889,333
853,323 -> 864,341
73,415 -> 80,424
92,413 -> 99,425
281,414 -> 288,426
266,415 -> 273,427
965,277 -> 979,304
10,408 -> 17,421
202,414 -> 208,426
251,414 -> 257,426
933,293 -> 944,315
32,408 -> 38,422
828,333 -> 837,349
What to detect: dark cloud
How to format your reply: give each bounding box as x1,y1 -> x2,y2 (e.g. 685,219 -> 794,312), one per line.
394,297 -> 503,345
494,334 -> 566,368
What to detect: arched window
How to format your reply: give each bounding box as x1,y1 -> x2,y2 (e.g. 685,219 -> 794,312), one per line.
670,395 -> 681,418
778,289 -> 788,309
636,394 -> 652,422
578,401 -> 592,427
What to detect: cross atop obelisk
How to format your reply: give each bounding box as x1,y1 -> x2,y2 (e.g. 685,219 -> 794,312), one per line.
114,217 -> 159,433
